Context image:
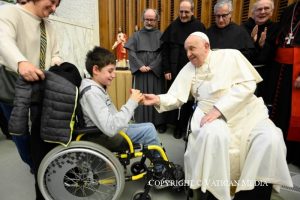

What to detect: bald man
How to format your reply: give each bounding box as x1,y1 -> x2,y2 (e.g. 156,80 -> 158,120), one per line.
242,0 -> 278,102
125,8 -> 167,133
143,32 -> 292,200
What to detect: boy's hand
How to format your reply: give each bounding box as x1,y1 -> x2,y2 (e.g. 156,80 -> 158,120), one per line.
130,89 -> 144,103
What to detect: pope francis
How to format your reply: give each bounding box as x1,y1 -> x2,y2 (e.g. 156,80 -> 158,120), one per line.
143,32 -> 293,200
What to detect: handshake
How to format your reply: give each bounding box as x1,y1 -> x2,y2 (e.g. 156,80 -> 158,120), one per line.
129,89 -> 160,106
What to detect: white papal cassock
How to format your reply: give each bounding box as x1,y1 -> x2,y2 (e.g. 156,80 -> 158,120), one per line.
155,49 -> 293,200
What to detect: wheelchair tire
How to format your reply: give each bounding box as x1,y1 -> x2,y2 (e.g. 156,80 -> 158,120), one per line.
132,190 -> 152,200
38,141 -> 125,200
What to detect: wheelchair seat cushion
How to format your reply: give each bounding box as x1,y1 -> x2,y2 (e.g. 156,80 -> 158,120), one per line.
80,131 -> 129,152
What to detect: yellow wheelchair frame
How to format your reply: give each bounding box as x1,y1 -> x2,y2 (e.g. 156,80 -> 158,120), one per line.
38,128 -> 184,200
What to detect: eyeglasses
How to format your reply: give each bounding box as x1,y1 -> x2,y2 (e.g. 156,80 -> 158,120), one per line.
215,12 -> 231,19
179,10 -> 191,14
255,7 -> 271,12
144,18 -> 156,22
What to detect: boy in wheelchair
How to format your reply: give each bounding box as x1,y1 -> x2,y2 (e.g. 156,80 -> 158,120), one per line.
78,46 -> 183,198
37,46 -> 184,200
80,46 -> 163,171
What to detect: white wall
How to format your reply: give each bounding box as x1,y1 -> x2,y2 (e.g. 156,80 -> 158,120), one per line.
49,0 -> 99,76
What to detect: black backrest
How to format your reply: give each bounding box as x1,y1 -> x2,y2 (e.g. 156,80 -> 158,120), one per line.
49,62 -> 84,129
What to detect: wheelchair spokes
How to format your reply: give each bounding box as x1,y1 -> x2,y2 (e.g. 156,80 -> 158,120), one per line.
38,141 -> 125,200
38,131 -> 185,200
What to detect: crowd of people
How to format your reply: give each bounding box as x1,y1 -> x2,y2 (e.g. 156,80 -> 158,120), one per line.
0,0 -> 299,200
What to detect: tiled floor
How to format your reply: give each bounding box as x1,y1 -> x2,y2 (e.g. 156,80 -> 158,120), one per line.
0,127 -> 299,200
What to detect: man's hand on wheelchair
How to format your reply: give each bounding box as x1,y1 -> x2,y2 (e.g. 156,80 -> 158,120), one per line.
200,107 -> 221,127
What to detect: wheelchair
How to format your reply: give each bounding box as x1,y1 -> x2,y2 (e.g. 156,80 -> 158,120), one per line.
37,126 -> 184,200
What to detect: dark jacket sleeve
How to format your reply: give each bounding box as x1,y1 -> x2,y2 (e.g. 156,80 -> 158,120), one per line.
149,50 -> 163,77
8,77 -> 42,135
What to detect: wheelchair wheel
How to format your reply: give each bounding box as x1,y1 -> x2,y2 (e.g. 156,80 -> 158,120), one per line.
132,190 -> 151,200
38,141 -> 125,200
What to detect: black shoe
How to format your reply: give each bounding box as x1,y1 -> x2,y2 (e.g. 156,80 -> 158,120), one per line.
156,124 -> 167,133
233,183 -> 272,200
173,128 -> 185,139
190,189 -> 218,200
152,171 -> 169,190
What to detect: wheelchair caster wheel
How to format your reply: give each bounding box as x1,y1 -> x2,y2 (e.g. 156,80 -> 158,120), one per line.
132,191 -> 151,200
131,161 -> 147,175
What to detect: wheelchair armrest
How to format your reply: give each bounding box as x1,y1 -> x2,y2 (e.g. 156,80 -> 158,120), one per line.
73,126 -> 103,135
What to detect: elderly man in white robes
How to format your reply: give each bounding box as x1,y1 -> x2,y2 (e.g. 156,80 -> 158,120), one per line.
143,31 -> 293,200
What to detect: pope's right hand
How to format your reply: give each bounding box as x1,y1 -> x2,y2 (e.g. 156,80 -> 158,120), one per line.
143,94 -> 160,106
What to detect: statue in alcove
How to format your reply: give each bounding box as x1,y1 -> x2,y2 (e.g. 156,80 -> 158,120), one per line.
112,27 -> 128,69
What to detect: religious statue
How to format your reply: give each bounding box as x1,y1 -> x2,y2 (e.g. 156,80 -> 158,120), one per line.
112,27 -> 128,68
